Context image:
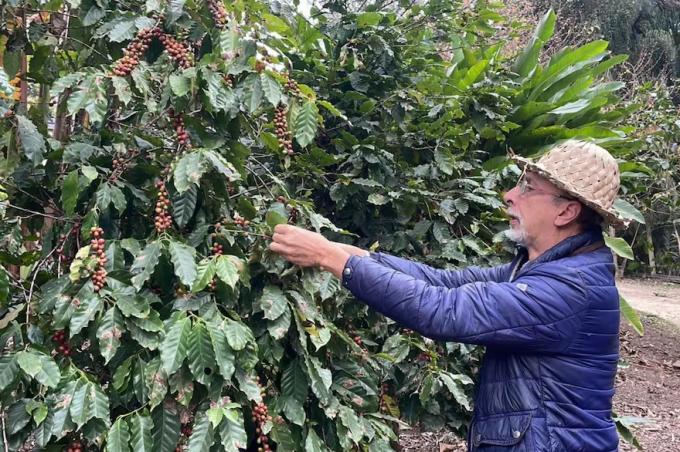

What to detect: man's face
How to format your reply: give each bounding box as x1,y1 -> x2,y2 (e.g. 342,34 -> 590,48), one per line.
503,171 -> 570,246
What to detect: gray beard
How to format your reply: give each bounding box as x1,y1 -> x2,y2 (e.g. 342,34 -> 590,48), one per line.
504,227 -> 527,247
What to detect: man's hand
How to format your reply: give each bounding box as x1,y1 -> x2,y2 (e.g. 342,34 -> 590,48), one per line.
268,224 -> 351,278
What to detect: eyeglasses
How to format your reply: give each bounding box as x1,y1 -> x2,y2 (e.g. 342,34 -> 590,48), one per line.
517,174 -> 573,200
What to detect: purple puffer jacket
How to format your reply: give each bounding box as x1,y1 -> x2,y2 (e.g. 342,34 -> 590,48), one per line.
341,229 -> 620,451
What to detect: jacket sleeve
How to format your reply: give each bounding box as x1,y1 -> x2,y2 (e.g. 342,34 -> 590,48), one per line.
370,252 -> 512,288
342,255 -> 589,352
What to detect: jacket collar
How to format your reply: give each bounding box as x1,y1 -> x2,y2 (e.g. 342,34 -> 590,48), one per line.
511,227 -> 605,278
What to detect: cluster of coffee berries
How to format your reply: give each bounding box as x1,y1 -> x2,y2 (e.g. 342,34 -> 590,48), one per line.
233,213 -> 250,229
251,400 -> 272,452
223,74 -> 235,88
174,423 -> 192,451
154,181 -> 172,233
170,111 -> 191,148
283,73 -> 301,97
64,439 -> 82,452
112,28 -> 159,76
211,242 -> 223,256
110,148 -> 138,181
52,330 -> 71,357
274,104 -> 294,155
255,60 -> 266,73
208,0 -> 228,28
90,227 -> 108,292
353,335 -> 363,347
159,33 -> 193,69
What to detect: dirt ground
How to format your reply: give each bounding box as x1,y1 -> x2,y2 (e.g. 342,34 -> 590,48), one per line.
399,278 -> 680,451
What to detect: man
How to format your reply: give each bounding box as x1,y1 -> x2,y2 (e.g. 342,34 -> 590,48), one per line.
270,140 -> 627,451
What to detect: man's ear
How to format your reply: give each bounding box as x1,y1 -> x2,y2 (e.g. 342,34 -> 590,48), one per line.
554,200 -> 582,227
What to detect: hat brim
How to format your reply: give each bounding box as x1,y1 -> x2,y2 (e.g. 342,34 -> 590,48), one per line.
512,156 -> 629,229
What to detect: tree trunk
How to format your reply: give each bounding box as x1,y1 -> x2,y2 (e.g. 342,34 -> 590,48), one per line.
646,223 -> 656,275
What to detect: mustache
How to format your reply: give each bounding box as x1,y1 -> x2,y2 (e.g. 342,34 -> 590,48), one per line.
505,208 -> 521,221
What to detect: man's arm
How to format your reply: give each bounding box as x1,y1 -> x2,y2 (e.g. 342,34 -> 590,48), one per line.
336,243 -> 511,287
336,255 -> 588,352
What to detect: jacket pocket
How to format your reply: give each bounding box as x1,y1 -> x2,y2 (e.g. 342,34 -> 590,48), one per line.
470,411 -> 533,450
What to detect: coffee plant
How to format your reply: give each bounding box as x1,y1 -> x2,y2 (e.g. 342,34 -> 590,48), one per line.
0,0 -> 646,450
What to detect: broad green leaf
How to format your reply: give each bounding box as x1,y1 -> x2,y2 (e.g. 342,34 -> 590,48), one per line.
223,319 -> 253,351
457,60 -> 488,89
203,69 -> 237,114
32,402 -> 48,426
130,413 -> 154,452
131,242 -> 162,290
169,73 -> 191,97
279,396 -> 305,426
90,382 -> 111,423
97,307 -> 125,363
512,9 -> 556,78
262,13 -> 290,33
62,170 -> 80,216
16,350 -> 61,388
260,73 -> 282,106
620,296 -> 644,336
604,236 -> 634,260
260,285 -> 287,320
613,198 -> 645,224
267,305 -> 291,340
207,407 -> 223,428
215,255 -> 239,288
70,380 -> 90,428
168,240 -> 197,286
338,405 -> 364,443
235,370 -> 262,402
160,314 -> 191,375
357,12 -> 381,28
293,101 -> 318,148
282,359 -> 308,402
174,152 -> 207,193
115,293 -> 151,318
202,149 -> 240,181
0,354 -> 19,390
69,294 -> 103,336
243,74 -> 263,113
187,412 -> 213,452
173,184 -> 198,228
112,76 -> 132,105
144,358 -> 168,408
16,115 -> 46,165
192,258 -> 216,293
305,429 -> 327,452
152,402 -> 181,452
439,372 -> 471,411
304,356 -> 332,405
106,417 -> 131,452
188,321 -> 216,385
207,319 -> 235,380
96,183 -> 127,213
265,202 -> 288,228
219,409 -> 247,451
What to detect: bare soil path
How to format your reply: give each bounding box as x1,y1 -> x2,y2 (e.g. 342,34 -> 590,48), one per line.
399,279 -> 680,451
617,278 -> 680,327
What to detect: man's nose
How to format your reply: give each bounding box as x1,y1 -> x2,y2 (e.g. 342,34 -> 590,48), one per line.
503,185 -> 519,206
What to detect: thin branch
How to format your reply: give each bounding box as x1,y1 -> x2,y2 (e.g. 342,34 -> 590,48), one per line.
7,204 -> 70,221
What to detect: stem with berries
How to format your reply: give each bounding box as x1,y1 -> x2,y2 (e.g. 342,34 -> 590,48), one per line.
52,329 -> 71,357
154,180 -> 173,233
112,27 -> 160,76
159,33 -> 193,69
274,104 -> 294,156
90,227 -> 107,292
208,0 -> 228,28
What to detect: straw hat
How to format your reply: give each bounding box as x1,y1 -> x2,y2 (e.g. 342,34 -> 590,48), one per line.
511,140 -> 629,228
